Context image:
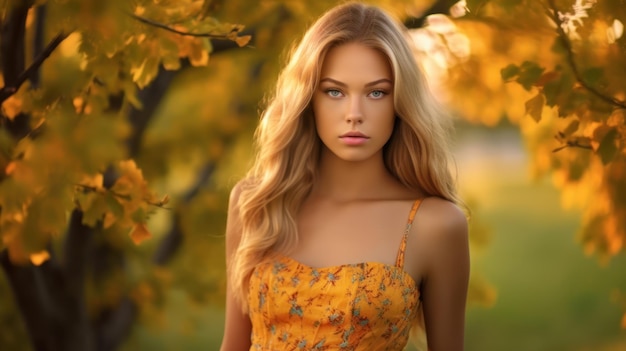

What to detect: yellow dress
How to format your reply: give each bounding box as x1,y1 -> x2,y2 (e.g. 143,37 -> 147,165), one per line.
247,200 -> 422,351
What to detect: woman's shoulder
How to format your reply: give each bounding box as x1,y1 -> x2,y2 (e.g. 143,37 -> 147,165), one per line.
414,197 -> 468,246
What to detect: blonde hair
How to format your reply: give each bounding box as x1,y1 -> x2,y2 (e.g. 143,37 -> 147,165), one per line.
230,2 -> 460,311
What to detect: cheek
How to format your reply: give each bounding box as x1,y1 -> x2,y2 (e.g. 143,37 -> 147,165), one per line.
312,94 -> 336,125
369,100 -> 395,126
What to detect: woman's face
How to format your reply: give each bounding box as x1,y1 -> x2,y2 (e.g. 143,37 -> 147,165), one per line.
312,42 -> 395,163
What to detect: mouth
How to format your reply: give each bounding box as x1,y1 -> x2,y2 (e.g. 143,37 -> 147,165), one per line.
340,131 -> 369,138
339,131 -> 369,145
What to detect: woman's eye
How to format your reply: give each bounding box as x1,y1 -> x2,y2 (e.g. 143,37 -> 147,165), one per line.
325,89 -> 342,97
369,90 -> 386,98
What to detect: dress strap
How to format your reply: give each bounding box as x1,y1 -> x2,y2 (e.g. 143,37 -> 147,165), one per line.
395,199 -> 423,268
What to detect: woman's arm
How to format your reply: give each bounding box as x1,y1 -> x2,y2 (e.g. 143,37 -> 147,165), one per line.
418,199 -> 470,351
220,182 -> 252,351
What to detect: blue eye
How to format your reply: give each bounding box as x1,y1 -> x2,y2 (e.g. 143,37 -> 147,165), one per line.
326,89 -> 342,97
369,90 -> 386,98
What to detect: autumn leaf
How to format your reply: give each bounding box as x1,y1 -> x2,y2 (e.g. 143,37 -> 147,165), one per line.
500,64 -> 520,81
1,94 -> 23,120
525,93 -> 545,122
235,35 -> 251,47
29,251 -> 50,266
597,127 -> 619,164
129,222 -> 151,245
5,161 -> 17,176
516,61 -> 545,91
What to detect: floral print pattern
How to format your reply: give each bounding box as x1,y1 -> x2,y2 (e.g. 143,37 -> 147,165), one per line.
247,200 -> 422,351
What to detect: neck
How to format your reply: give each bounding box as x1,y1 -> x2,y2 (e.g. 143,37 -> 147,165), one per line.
313,149 -> 396,202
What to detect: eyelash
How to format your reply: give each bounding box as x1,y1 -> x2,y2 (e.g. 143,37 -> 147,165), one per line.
323,89 -> 388,98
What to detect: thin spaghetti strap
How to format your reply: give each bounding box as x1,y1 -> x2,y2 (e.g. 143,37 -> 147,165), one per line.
394,199 -> 423,268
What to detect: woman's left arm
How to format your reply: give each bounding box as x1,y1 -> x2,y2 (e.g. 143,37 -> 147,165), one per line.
419,200 -> 470,351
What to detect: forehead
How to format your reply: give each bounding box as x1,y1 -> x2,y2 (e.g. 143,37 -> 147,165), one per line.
320,43 -> 392,82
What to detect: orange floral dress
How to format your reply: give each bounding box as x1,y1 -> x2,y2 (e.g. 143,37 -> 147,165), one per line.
247,200 -> 422,351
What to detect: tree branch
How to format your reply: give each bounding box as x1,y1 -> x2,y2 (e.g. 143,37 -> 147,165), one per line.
404,0 -> 459,28
0,31 -> 69,104
62,210 -> 95,296
94,297 -> 137,351
30,5 -> 47,89
1,0 -> 32,86
546,0 -> 626,110
0,251 -> 66,351
552,140 -> 593,153
153,163 -> 215,265
129,13 -> 243,40
126,61 -> 189,157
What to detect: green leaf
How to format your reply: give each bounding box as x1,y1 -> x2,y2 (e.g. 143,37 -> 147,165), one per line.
516,61 -> 545,91
131,207 -> 147,223
543,69 -> 575,107
597,127 -> 618,164
497,0 -> 523,9
83,194 -> 108,227
563,120 -> 580,136
500,64 -> 520,81
557,88 -> 587,117
582,67 -> 604,86
0,128 -> 14,157
105,192 -> 124,218
525,93 -> 545,122
0,178 -> 31,214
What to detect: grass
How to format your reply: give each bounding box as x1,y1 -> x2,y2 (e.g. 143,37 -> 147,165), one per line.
464,179 -> 626,351
457,125 -> 626,351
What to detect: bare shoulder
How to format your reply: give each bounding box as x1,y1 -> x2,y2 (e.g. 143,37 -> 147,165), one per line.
414,197 -> 468,262
418,197 -> 468,236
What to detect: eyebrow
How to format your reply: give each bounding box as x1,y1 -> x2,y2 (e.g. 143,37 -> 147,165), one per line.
319,78 -> 393,87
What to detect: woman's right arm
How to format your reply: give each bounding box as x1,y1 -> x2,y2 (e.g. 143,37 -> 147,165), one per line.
220,182 -> 252,351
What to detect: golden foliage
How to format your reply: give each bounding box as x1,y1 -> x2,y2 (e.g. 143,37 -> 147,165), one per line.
0,0 -> 242,264
436,0 -> 626,262
129,222 -> 152,245
29,250 -> 50,266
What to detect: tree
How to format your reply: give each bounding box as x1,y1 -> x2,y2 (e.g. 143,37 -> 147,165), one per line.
0,0 -> 250,349
414,0 -> 625,325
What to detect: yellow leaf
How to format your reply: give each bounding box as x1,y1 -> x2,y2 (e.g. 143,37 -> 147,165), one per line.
2,94 -> 22,120
79,173 -> 104,190
103,212 -> 116,229
129,222 -> 151,245
235,35 -> 251,47
5,161 -> 16,175
189,48 -> 209,67
524,93 -> 545,122
134,5 -> 146,16
30,250 -> 50,266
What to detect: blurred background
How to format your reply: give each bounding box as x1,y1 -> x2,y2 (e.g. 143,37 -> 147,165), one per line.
1,0 -> 625,350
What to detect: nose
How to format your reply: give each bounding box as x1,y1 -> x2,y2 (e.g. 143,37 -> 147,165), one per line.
345,96 -> 363,125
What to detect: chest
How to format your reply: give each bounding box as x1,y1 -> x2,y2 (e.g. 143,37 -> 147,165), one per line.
293,202 -> 409,266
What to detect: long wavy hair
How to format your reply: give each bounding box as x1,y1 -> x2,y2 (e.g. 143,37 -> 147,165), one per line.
230,2 -> 460,311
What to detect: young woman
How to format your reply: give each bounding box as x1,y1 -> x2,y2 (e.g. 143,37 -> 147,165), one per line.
220,2 -> 469,350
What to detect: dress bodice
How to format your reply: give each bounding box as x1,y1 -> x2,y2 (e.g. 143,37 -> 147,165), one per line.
247,200 -> 423,351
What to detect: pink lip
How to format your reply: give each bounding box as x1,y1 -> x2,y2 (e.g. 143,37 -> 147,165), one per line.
340,131 -> 369,138
339,131 -> 369,145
